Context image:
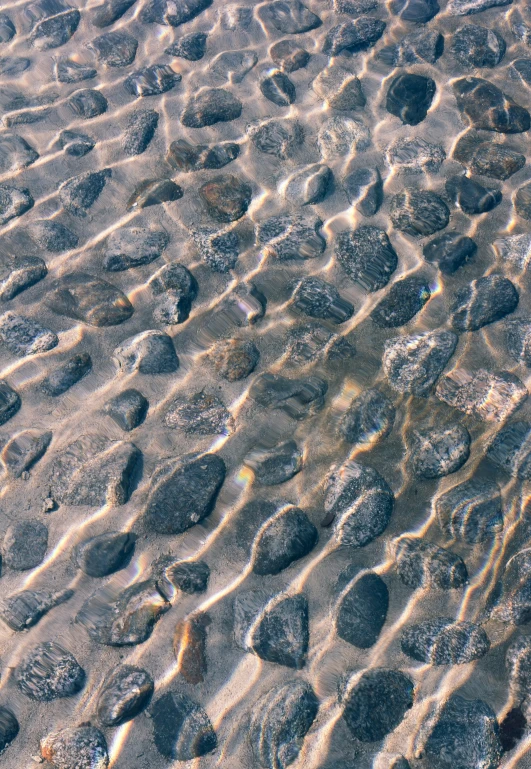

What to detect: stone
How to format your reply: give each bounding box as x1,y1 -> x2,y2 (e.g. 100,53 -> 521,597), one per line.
0,185 -> 33,224
153,558 -> 210,598
390,190 -> 449,237
446,0 -> 511,14
165,31 -> 207,60
339,388 -> 395,445
336,569 -> 388,648
506,319 -> 531,365
371,276 -> 431,328
0,257 -> 47,301
452,25 -> 505,69
453,134 -> 525,180
0,707 -> 18,754
323,460 -> 394,546
124,65 -> 181,97
72,531 -> 137,577
336,0 -> 377,10
341,669 -> 414,742
150,264 -> 197,325
103,227 -> 168,272
0,14 -> 15,42
42,353 -> 92,396
335,226 -> 397,291
252,507 -> 317,575
436,477 -> 503,543
386,73 -> 436,126
292,276 -> 353,324
494,550 -> 531,625
96,665 -> 153,726
151,692 -> 216,760
436,368 -> 528,422
451,275 -> 518,331
77,580 -> 170,645
0,588 -> 72,631
283,164 -> 332,206
220,5 -> 253,29
515,183 -> 531,223
319,115 -> 371,158
506,636 -> 531,698
199,175 -> 252,223
285,323 -> 333,364
167,139 -> 239,171
181,88 -> 242,128
424,696 -> 502,769
55,57 -> 96,82
140,0 -> 212,25
453,77 -> 530,133
0,382 -> 20,426
92,0 -> 137,26
30,221 -> 78,254
67,89 -> 108,119
270,40 -> 309,72
192,229 -> 240,272
383,331 -> 458,396
423,232 -> 477,274
122,109 -> 159,156
41,725 -> 108,769
173,613 -> 210,683
55,129 -> 95,157
114,330 -> 179,374
45,273 -> 133,326
3,520 -> 47,570
249,373 -> 327,420
210,339 -> 260,381
50,434 -> 141,506
259,0 -> 322,34
499,708 -> 526,752
343,167 -> 383,216
390,0 -> 439,21
27,0 -> 80,50
257,213 -> 325,260
59,169 -> 111,217
244,441 -> 303,486
401,618 -> 489,664
127,178 -> 182,209
446,174 -> 502,215
0,134 -> 38,172
510,9 -> 531,45
409,424 -> 470,479
379,29 -> 444,66
260,72 -> 296,106
486,421 -> 531,479
248,117 -> 304,159
1,429 -> 52,478
165,391 -> 233,434
323,17 -> 386,56
394,537 -> 468,589
387,137 -> 445,174
235,591 -> 309,668
0,312 -> 57,357
250,680 -> 318,769
211,51 -> 256,83
88,30 -> 138,66
16,642 -> 84,701
143,453 -> 226,535
513,57 -> 531,85
104,389 -> 148,431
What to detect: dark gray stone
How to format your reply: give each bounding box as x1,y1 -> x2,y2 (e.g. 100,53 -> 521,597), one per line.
487,421 -> 531,478
323,17 -> 385,55
114,330 -> 178,374
55,129 -> 94,157
103,227 -> 168,272
386,73 -> 436,126
143,453 -> 226,535
27,0 -> 80,50
513,57 -> 531,86
409,424 -> 470,478
244,441 -> 303,486
495,550 -> 531,625
446,174 -> 502,215
343,167 -> 383,216
140,0 -> 212,25
181,88 -> 242,128
151,692 -> 216,760
89,30 -> 138,66
452,25 -> 505,69
0,13 -> 15,42
40,726 -> 108,769
260,72 -> 296,106
248,118 -> 304,158
165,31 -> 207,60
515,181 -> 531,220
67,89 -> 107,119
451,276 -> 518,331
390,190 -> 449,237
394,537 -> 468,589
506,636 -> 531,698
92,0 -> 137,26
383,331 -> 457,396
0,257 -> 47,301
436,368 -> 528,422
452,131 -> 525,180
252,507 -> 317,575
192,229 -> 240,272
401,618 -> 490,664
3,521 -> 48,570
379,29 -> 444,66
150,262 -> 198,324
371,276 -> 431,328
104,389 -> 148,431
390,0 -> 439,21
167,139 -> 239,171
0,133 -> 38,172
436,477 -> 503,543
341,669 -> 414,742
127,178 -> 183,209
259,0 -> 321,33
249,373 -> 327,420
31,221 -> 78,254
199,175 -> 252,222
423,232 -> 477,274
506,319 -> 531,366
122,109 -> 159,156
42,353 -> 92,396
54,57 -> 96,83
211,339 -> 260,381
335,225 -> 398,291
96,665 -> 153,726
45,273 -> 133,326
165,392 -> 233,434
0,312 -> 57,356
339,388 -> 395,444
323,460 -> 394,546
447,0 -> 511,14
284,164 -> 332,206
124,65 -> 181,97
257,212 -> 325,260
0,707 -> 18,754
336,570 -> 388,648
15,642 -> 84,701
72,531 -> 137,577
270,40 -> 309,72
0,429 -> 52,478
387,137 -> 445,174
0,382 -> 20,426
453,77 -> 530,133
59,169 -> 111,217
153,557 -> 210,599
293,276 -> 353,324
0,185 -> 33,224
0,588 -> 72,631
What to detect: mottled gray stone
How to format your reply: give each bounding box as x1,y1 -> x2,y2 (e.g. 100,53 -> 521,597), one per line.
46,273 -> 133,326
383,331 -> 457,396
248,118 -> 304,159
390,0 -> 439,21
436,477 -> 503,543
259,0 -> 321,33
506,319 -> 531,366
151,691 -> 216,760
252,507 -> 317,575
293,276 -> 353,324
244,441 -> 303,485
318,116 -> 371,158
67,89 -> 108,119
0,257 -> 47,301
0,429 -> 52,477
313,65 -> 365,110
167,139 -> 239,171
211,339 -> 260,380
104,389 -> 148,431
15,642 -> 84,701
257,213 -> 325,260
0,588 -> 72,631
453,77 -> 530,133
88,30 -> 138,66
72,531 -> 137,577
153,557 -> 210,599
124,65 -> 181,97
59,169 -> 111,216
181,88 -> 242,128
55,57 -> 97,83
409,424 -> 471,479
0,312 -> 57,357
0,707 -> 18,755
140,0 -> 212,25
3,520 -> 47,570
339,388 -> 395,444
165,31 -> 207,60
452,133 -> 525,180
487,421 -> 531,478
343,167 -> 383,215
40,725 -> 108,769
284,164 -> 332,206
387,137 -> 445,174
92,0 -> 137,26
0,185 -> 33,224
340,669 -> 414,742
371,276 -> 431,328
423,232 -> 477,274
336,569 -> 388,648
401,618 -> 490,664
27,0 -> 80,50
335,225 -> 397,291
390,190 -> 449,236
96,665 -> 153,726
122,110 -> 159,155
451,276 -> 518,332
55,129 -> 95,157
103,227 -> 168,272
394,537 -> 468,589
447,0 -> 511,15
379,29 -> 443,66
165,392 -> 233,434
323,17 -> 385,55
0,382 -> 20,426
249,373 -> 327,420
0,133 -> 38,172
114,330 -> 178,374
42,353 -> 92,396
436,368 -> 528,422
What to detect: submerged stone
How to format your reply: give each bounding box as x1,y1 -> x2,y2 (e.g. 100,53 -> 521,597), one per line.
0,185 -> 33,224
72,531 -> 137,577
386,73 -> 436,126
140,0 -> 212,26
103,227 -> 168,272
0,312 -> 57,357
252,506 -> 318,575
67,88 -> 107,119
453,77 -> 530,133
45,273 -> 133,326
248,118 -> 304,159
167,139 -> 239,171
244,441 -> 303,486
92,0 -> 137,26
88,30 -> 138,67
122,109 -> 159,156
486,421 -> 531,479
451,25 -> 506,68
199,175 -> 252,222
15,642 -> 85,701
335,225 -> 398,291
165,31 -> 207,60
271,40 -> 310,72
257,213 -> 325,260
390,190 -> 449,237
151,691 -> 216,760
249,372 -> 327,420
0,258 -> 47,301
259,0 -> 322,34
336,570 -> 388,648
370,276 -> 431,328
450,275 -> 518,331
59,169 -> 111,216
42,353 -> 92,396
436,368 -> 528,422
341,669 -> 414,742
293,276 -> 353,324
96,665 -> 153,726
400,618 -> 490,664
323,17 -> 385,55
394,537 -> 468,589
390,0 -> 439,21
383,331 -> 457,396
261,71 -> 296,106
165,391 -> 233,434
104,389 -> 148,431
343,167 -> 383,216
41,726 -> 108,769
210,339 -> 260,381
283,164 -> 332,206
114,330 -> 179,374
446,174 -> 502,215
181,88 -> 242,128
1,429 -> 52,477
339,388 -> 395,445
423,232 -> 477,274
436,477 -> 503,543
124,65 -> 181,97
379,29 -> 443,66
387,137 -> 445,174
0,588 -> 72,631
409,424 -> 471,478
3,520 -> 47,570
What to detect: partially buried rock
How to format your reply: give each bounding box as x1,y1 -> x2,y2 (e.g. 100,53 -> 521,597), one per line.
0,588 -> 72,631
59,169 -> 111,216
452,25 -> 505,69
285,323 -> 333,364
394,537 -> 468,589
323,460 -> 394,546
88,30 -> 138,67
387,137 -> 445,175
165,32 -> 207,60
45,273 -> 133,326
27,0 -> 80,50
3,520 -> 47,570
390,190 -> 449,237
323,17 -> 385,55
55,129 -> 95,157
292,276 -> 354,324
122,109 -> 159,156
340,668 -> 414,742
436,368 -> 528,422
192,229 -> 240,272
41,353 -> 92,396
506,319 -> 531,365
506,636 -> 531,698
29,220 -> 78,251
72,531 -> 137,577
0,185 -> 33,224
401,618 -> 490,664
339,388 -> 395,444
446,0 -> 511,15
209,50 -> 257,84
371,276 -> 431,328
199,175 -> 252,222
386,73 -> 436,126
343,167 -> 383,216
250,679 -> 318,768
0,312 -> 57,357
0,133 -> 38,172
335,225 -> 398,291
453,132 -> 525,180
336,569 -> 388,648
234,591 -> 309,668
487,421 -> 531,479
249,372 -> 327,420
153,557 -> 210,599
256,212 -> 325,260
67,89 -> 108,119
76,580 -> 170,645
0,257 -> 47,301
0,13 -> 15,42
140,0 -> 212,25
383,331 -> 457,396
210,339 -> 260,381
114,330 -> 179,374
0,707 -> 18,754
165,392 -> 233,434
283,164 -> 332,206
252,506 -> 317,575
127,178 -> 182,209
151,691 -> 216,760
15,642 -> 85,701
173,613 -> 210,684
423,232 -> 477,274
390,0 -> 439,21
270,40 -> 309,72
55,57 -> 96,83
181,88 -> 242,128
259,0 -> 321,33
167,139 -> 239,171
92,0 -> 137,27
1,429 -> 52,478
494,550 -> 531,625
96,665 -> 153,726
446,174 -> 502,215
450,275 -> 518,331
436,477 -> 503,543
103,226 -> 168,272
124,65 -> 181,97
142,453 -> 226,535
0,382 -> 20,426
379,29 -> 443,66
318,115 -> 371,157
260,71 -> 296,106
150,262 -> 198,325
453,77 -> 530,134
104,389 -> 148,431
244,440 -> 303,486
409,424 -> 470,478
41,725 -> 109,769
247,118 -> 304,159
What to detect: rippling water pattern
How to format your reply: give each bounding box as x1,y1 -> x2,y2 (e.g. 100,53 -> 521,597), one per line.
3,0 -> 531,767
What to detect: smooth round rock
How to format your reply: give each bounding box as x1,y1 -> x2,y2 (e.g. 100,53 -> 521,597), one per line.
96,665 -> 154,726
